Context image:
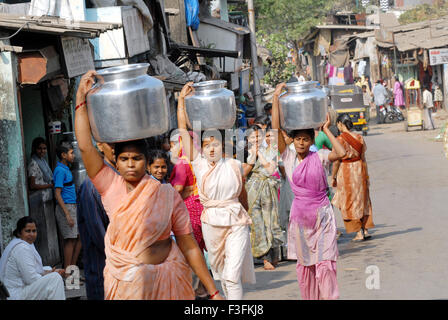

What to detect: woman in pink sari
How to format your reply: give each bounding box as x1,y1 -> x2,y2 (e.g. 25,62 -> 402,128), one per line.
74,71 -> 223,300
170,134 -> 205,251
393,76 -> 405,109
272,83 -> 346,300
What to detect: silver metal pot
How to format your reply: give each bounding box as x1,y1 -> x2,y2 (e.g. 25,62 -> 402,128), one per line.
86,63 -> 169,143
279,81 -> 328,130
184,80 -> 236,130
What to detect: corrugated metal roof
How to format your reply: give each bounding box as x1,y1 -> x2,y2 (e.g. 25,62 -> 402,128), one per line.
0,14 -> 121,38
392,16 -> 448,51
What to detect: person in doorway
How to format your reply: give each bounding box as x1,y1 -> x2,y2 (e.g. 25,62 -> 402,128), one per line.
28,137 -> 54,201
393,76 -> 405,110
272,82 -> 346,300
177,82 -> 256,300
423,84 -> 436,130
75,71 -> 222,300
331,114 -> 374,241
147,149 -> 169,184
76,142 -> 117,300
54,141 -> 82,271
373,80 -> 389,124
0,217 -> 66,300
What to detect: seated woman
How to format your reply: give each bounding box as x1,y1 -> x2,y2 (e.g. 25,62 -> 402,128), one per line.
74,71 -> 222,300
177,82 -> 256,300
0,217 -> 65,300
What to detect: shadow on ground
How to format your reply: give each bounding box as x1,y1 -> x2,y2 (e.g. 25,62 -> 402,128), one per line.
337,226 -> 422,257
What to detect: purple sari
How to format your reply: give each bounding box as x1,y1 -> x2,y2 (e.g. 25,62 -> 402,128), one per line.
289,152 -> 329,229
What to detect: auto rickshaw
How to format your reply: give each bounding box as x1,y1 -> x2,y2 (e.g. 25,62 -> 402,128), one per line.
404,78 -> 424,131
328,84 -> 369,136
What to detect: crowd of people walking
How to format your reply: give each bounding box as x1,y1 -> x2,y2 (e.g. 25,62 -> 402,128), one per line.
0,71 -> 378,301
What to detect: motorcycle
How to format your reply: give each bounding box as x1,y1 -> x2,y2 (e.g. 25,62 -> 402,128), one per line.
378,105 -> 387,124
385,101 -> 405,123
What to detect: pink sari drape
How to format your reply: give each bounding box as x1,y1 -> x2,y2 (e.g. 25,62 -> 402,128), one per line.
92,165 -> 195,300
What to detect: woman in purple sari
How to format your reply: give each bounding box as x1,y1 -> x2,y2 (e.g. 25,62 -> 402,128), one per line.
272,83 -> 346,300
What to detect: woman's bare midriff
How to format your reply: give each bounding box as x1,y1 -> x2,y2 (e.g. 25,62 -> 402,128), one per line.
136,238 -> 172,265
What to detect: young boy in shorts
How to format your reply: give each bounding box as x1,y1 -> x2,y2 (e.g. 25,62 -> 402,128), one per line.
53,142 -> 82,271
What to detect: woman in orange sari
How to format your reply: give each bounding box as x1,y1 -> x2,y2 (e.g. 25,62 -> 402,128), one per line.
74,71 -> 223,300
331,113 -> 374,241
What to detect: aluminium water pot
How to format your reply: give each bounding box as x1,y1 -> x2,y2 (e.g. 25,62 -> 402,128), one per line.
86,63 -> 169,143
184,80 -> 236,130
279,81 -> 328,130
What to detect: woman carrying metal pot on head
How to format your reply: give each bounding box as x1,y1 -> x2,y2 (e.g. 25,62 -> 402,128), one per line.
177,82 -> 256,300
74,70 -> 223,300
272,82 -> 346,300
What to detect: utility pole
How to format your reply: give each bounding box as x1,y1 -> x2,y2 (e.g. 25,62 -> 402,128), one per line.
247,0 -> 263,116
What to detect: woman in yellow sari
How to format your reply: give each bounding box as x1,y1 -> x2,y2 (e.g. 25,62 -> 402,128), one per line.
74,71 -> 223,300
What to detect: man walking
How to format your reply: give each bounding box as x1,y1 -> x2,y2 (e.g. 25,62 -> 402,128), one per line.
422,85 -> 436,130
373,80 -> 389,124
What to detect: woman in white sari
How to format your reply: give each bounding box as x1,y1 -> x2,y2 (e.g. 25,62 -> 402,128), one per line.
177,83 -> 256,300
0,217 -> 65,300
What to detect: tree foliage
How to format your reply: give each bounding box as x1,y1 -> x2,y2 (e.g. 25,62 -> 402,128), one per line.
254,0 -> 334,41
257,31 -> 296,85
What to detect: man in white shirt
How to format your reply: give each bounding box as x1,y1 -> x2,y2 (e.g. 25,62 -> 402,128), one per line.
422,85 -> 435,130
373,80 -> 389,124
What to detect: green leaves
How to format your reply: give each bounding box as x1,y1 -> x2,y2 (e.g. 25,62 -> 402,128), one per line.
254,0 -> 333,40
253,0 -> 337,85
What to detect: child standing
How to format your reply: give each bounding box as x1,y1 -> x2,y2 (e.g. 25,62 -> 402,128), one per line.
53,141 -> 81,271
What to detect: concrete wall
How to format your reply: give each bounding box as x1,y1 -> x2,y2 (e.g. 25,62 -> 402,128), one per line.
0,46 -> 29,253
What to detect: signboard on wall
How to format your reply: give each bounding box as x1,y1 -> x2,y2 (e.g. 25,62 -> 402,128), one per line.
61,37 -> 95,78
429,49 -> 448,66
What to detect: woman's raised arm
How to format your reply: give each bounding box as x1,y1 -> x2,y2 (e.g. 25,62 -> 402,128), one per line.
74,70 -> 104,179
177,82 -> 199,162
271,83 -> 287,155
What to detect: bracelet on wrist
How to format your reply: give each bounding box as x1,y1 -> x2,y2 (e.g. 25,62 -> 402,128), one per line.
209,290 -> 219,299
75,101 -> 86,111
